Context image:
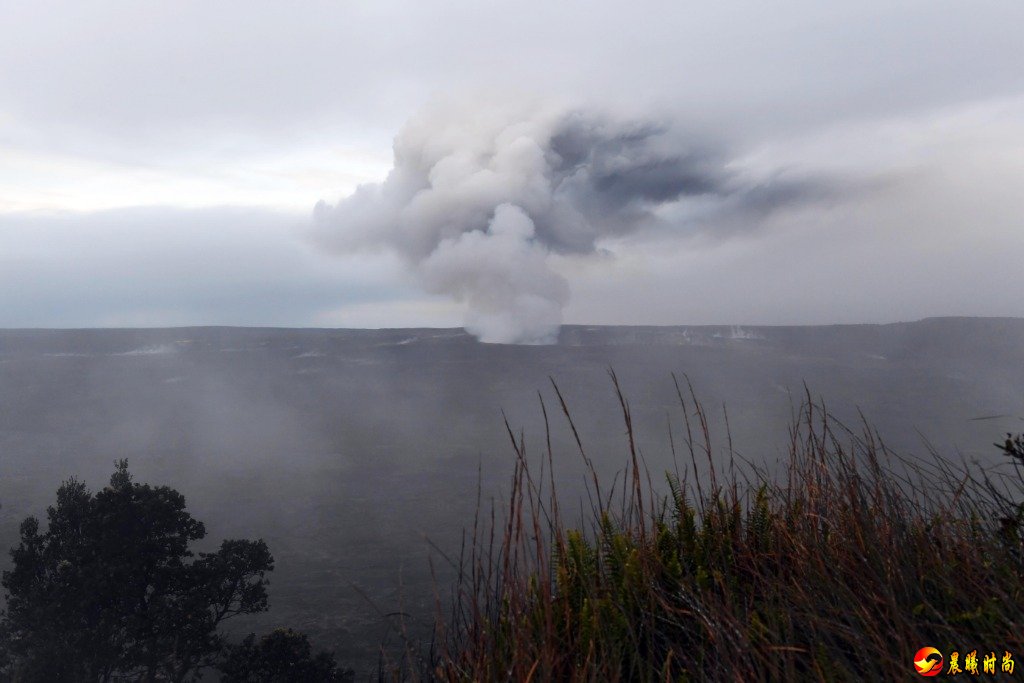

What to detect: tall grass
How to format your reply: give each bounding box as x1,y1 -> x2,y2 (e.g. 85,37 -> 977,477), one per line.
417,374 -> 1024,681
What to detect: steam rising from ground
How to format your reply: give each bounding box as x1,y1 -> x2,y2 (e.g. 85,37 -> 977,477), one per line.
313,101 -> 827,343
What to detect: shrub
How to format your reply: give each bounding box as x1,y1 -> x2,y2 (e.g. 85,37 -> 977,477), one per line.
0,461 -> 340,682
219,628 -> 352,682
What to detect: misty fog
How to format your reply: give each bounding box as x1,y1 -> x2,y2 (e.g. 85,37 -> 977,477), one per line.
1,319 -> 1021,671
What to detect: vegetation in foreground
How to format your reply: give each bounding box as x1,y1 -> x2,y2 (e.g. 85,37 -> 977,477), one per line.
0,461 -> 350,682
419,376 -> 1024,681
2,376 -> 1023,681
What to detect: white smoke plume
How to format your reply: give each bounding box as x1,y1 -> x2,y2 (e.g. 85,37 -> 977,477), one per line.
313,100 -> 829,343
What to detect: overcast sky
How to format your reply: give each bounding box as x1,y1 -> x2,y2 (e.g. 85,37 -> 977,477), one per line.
2,0 -> 1022,332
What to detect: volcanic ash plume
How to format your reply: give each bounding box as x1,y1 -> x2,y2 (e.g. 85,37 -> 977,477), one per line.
312,101 -> 779,343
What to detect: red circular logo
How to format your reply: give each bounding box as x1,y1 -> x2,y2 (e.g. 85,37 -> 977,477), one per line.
914,647 -> 943,676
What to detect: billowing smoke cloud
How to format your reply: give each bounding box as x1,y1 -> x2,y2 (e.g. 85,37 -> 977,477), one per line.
313,101 -> 829,343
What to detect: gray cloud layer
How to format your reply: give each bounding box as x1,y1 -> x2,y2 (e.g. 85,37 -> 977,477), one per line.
3,2 -> 1020,147
1,2 -> 1022,332
0,207 -> 413,328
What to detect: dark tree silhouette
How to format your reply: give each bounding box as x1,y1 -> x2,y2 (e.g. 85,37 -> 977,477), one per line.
218,628 -> 351,682
1,460 -> 274,681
